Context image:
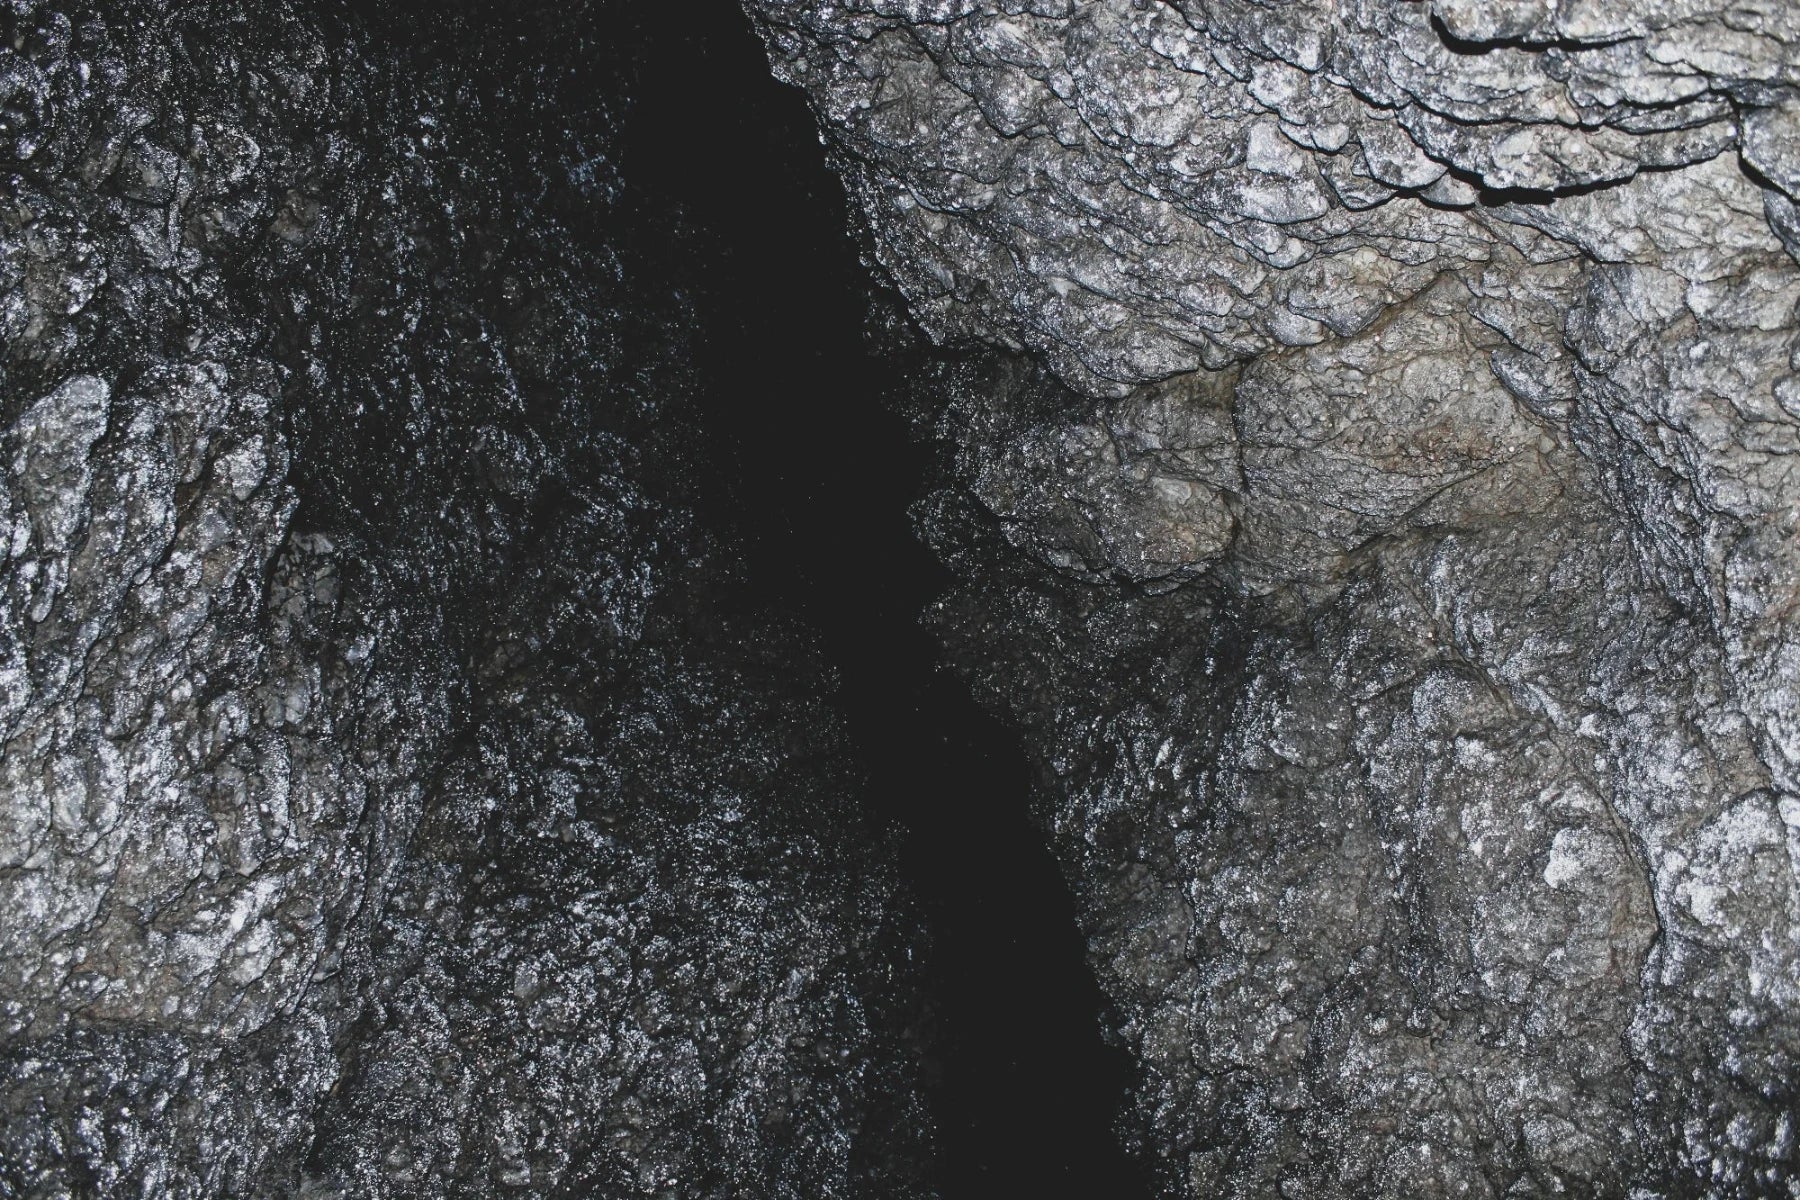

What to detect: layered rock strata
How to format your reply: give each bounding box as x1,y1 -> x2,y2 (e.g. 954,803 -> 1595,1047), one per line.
747,1 -> 1800,1195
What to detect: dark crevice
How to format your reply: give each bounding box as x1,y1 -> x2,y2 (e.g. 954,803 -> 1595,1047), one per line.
1472,163 -> 1656,207
614,3 -> 1148,1196
1426,11 -> 1635,56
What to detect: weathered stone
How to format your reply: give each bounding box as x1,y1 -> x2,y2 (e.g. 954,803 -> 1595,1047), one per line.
0,3 -> 932,1196
747,0 -> 1800,1194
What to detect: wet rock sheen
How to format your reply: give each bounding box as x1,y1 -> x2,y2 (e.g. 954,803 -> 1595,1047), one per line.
1,2 -> 931,1196
5,0 -> 1800,1197
745,0 -> 1800,1195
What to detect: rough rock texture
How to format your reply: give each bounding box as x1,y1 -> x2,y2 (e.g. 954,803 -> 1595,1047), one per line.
748,1 -> 1800,1196
0,3 -> 932,1196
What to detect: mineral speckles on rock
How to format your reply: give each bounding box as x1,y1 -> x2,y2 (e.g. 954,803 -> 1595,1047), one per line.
7,0 -> 1800,1193
1,358 -> 315,1043
1,2 -> 932,1196
746,0 -> 1800,1194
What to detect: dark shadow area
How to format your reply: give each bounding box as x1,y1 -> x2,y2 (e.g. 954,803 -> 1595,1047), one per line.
612,5 -> 1148,1196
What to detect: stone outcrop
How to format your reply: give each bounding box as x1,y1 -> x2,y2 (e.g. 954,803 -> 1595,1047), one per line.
0,3 -> 932,1195
747,1 -> 1800,1195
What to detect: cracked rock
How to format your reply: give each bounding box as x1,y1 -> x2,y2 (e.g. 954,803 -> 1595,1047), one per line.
1,2 -> 932,1196
747,0 -> 1800,1194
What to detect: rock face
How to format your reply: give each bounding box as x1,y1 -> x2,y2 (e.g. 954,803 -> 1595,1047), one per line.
747,2 -> 1800,1196
0,2 -> 932,1196
9,0 -> 1800,1194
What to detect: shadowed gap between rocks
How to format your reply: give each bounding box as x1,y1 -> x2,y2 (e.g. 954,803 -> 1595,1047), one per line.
613,3 -> 1151,1195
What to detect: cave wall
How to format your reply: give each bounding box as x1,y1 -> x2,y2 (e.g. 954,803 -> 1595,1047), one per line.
5,0 -> 1799,1195
0,3 -> 933,1195
744,1 -> 1800,1195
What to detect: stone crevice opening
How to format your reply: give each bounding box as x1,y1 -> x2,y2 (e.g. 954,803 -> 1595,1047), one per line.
1,1 -> 1150,1195
5,0 -> 1800,1196
620,8 -> 1152,1192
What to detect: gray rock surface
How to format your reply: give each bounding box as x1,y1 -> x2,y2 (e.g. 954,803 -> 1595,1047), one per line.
748,1 -> 1800,1195
1,2 -> 932,1196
